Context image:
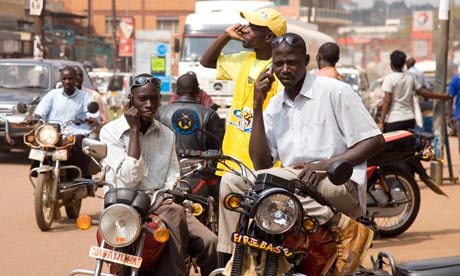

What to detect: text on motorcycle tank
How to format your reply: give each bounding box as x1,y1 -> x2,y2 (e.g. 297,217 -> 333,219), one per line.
232,232 -> 294,258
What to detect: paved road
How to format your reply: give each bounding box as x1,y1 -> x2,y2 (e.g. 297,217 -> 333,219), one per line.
1,137 -> 459,275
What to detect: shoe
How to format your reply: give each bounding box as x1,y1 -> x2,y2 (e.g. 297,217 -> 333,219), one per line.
329,213 -> 374,275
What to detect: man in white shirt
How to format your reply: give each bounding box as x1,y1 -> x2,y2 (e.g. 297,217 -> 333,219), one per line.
99,73 -> 218,276
220,33 -> 385,275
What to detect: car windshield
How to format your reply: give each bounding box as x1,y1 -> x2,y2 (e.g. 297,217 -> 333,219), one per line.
180,37 -> 247,62
0,64 -> 51,90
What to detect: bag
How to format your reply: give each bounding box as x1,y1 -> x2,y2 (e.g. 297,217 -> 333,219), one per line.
413,95 -> 423,128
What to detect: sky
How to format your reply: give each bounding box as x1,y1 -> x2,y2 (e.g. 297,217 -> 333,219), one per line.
355,0 -> 456,9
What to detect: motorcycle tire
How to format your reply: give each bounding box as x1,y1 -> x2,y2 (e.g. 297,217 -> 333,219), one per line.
368,166 -> 420,238
65,199 -> 82,219
34,172 -> 55,231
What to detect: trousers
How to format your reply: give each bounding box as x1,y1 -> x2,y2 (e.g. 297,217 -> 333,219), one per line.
217,167 -> 360,254
153,202 -> 219,276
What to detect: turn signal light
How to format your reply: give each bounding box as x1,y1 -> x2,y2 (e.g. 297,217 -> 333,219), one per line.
302,216 -> 318,233
66,135 -> 75,143
76,214 -> 93,230
224,194 -> 241,209
192,203 -> 204,216
153,227 -> 170,243
27,136 -> 35,143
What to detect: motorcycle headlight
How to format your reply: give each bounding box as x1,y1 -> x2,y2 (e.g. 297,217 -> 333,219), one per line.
35,124 -> 59,146
99,204 -> 142,247
254,192 -> 302,234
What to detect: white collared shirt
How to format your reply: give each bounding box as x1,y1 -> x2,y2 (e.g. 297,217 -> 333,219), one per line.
263,73 -> 381,209
99,115 -> 180,191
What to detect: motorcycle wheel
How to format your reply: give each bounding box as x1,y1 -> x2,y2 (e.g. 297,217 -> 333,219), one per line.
34,172 -> 55,231
369,166 -> 420,238
65,199 -> 82,219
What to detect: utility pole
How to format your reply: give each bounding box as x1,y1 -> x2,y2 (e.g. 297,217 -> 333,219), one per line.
111,0 -> 118,72
431,0 -> 450,184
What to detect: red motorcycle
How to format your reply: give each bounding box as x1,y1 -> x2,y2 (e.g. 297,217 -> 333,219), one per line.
68,138 -> 171,276
364,129 -> 447,238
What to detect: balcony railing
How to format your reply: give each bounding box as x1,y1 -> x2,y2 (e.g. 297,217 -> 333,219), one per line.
299,7 -> 352,25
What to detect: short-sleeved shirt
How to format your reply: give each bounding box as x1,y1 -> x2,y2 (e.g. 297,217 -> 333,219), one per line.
448,74 -> 460,120
263,73 -> 381,208
99,115 -> 180,191
33,88 -> 99,136
381,72 -> 421,123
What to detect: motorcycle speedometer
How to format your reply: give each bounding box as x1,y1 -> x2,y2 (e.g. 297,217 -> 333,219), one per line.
35,124 -> 59,146
254,192 -> 302,234
99,204 -> 142,247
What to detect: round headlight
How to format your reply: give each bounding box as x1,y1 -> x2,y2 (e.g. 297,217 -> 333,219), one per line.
99,204 -> 142,247
254,192 -> 302,234
36,124 -> 59,146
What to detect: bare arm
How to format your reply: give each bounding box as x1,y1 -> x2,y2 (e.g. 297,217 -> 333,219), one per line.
200,23 -> 245,68
249,68 -> 275,170
378,92 -> 392,129
416,87 -> 450,100
295,134 -> 385,183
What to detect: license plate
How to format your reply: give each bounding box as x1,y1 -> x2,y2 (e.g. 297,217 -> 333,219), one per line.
52,149 -> 67,161
89,246 -> 143,268
29,149 -> 46,161
232,232 -> 294,258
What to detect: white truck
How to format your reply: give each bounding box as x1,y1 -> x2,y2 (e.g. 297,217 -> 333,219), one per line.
176,1 -> 335,118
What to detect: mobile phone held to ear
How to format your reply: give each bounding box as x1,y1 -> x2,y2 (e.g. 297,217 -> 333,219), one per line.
128,94 -> 134,108
269,63 -> 273,75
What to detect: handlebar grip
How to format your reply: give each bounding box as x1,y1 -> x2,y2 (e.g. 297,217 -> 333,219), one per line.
177,149 -> 223,160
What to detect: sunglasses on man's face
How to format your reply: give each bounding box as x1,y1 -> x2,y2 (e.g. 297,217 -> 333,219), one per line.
271,35 -> 304,49
132,76 -> 162,88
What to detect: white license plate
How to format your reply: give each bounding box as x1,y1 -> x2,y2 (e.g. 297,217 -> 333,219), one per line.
52,149 -> 67,161
88,246 -> 142,268
29,149 -> 46,161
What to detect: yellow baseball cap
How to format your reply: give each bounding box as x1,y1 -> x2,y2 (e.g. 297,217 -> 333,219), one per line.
240,8 -> 287,37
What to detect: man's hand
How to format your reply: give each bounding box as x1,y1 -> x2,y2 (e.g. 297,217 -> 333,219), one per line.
292,162 -> 327,188
86,117 -> 98,128
124,104 -> 141,130
225,23 -> 247,41
254,67 -> 275,109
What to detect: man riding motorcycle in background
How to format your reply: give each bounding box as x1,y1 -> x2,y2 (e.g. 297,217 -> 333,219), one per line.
32,65 -> 100,179
99,73 -> 219,276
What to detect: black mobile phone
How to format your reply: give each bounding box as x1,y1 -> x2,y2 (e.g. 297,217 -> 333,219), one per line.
128,94 -> 134,108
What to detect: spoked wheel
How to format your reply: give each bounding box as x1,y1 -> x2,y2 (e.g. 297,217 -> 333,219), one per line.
34,172 -> 56,231
65,199 -> 82,219
369,166 -> 420,238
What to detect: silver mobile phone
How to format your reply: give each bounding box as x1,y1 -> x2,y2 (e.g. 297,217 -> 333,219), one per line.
269,63 -> 273,75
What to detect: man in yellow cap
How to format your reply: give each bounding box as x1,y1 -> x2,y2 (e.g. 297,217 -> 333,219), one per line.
200,7 -> 286,260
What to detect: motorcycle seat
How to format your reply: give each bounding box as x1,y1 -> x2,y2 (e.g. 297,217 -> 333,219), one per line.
395,255 -> 460,276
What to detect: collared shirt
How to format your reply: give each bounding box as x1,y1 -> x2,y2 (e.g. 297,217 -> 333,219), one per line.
34,88 -> 99,136
99,115 -> 180,191
81,86 -> 111,125
407,66 -> 426,88
263,73 -> 381,210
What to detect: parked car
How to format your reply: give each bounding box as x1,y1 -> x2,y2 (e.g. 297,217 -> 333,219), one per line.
0,58 -> 95,153
337,66 -> 370,98
106,72 -> 134,111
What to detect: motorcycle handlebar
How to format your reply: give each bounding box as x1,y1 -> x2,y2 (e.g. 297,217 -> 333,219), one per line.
167,189 -> 209,206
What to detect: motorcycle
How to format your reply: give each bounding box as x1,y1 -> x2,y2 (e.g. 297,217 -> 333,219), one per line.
22,101 -> 100,231
176,149 -> 222,234
69,139 -> 210,276
177,150 -> 354,276
364,129 -> 447,238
